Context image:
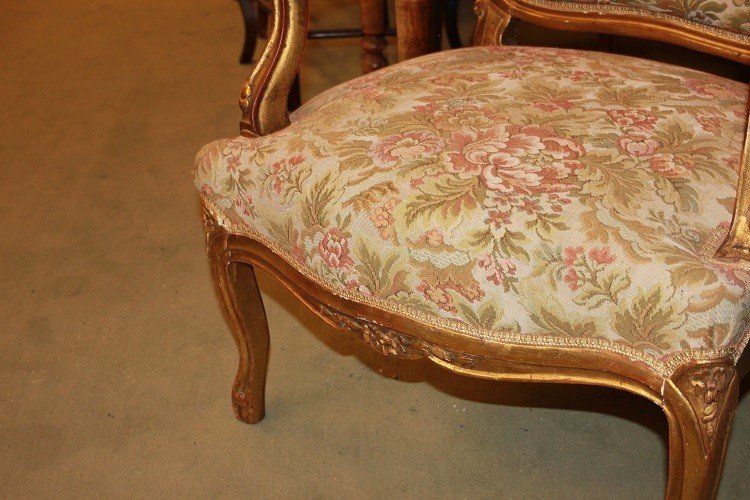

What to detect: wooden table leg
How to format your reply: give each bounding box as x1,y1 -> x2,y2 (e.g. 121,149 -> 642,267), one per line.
360,0 -> 388,73
395,0 -> 441,62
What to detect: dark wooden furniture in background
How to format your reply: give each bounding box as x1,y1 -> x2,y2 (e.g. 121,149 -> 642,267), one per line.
239,0 -> 464,71
239,0 -> 448,109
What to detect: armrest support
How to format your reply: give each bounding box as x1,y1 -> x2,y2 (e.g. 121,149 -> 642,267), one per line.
240,0 -> 309,137
717,98 -> 750,260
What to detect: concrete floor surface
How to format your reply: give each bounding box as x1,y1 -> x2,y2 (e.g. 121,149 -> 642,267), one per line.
1,0 -> 749,498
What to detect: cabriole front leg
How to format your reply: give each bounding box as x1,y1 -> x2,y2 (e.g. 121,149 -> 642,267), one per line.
205,210 -> 270,424
663,362 -> 738,499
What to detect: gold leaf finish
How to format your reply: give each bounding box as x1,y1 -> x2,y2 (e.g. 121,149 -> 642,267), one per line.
201,0 -> 750,495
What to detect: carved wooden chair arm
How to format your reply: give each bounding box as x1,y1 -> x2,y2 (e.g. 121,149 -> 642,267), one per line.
718,100 -> 750,260
240,0 -> 309,137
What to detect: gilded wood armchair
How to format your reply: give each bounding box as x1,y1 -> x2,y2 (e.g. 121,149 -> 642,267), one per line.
196,0 -> 750,497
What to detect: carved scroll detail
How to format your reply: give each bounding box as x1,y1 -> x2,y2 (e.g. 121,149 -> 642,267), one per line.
674,364 -> 734,451
361,35 -> 388,73
202,206 -> 229,254
202,206 -> 220,238
321,303 -> 421,358
689,366 -> 730,442
473,0 -> 511,46
319,304 -> 482,368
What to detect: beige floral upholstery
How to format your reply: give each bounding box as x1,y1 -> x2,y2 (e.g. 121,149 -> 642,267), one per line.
196,46 -> 750,376
546,0 -> 750,36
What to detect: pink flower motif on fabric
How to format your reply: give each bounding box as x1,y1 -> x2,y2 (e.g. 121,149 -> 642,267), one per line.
235,191 -> 256,218
650,154 -> 695,179
417,229 -> 446,247
619,134 -> 661,157
562,246 -> 617,291
414,103 -> 505,131
371,131 -> 444,164
533,99 -> 573,112
319,228 -> 354,269
564,268 -> 581,291
416,281 -> 457,314
226,155 -> 242,173
687,79 -> 744,99
271,155 -> 305,194
370,197 -> 400,241
589,247 -> 615,264
697,116 -> 723,133
478,253 -> 517,287
563,246 -> 585,266
606,109 -> 657,131
445,124 -> 585,196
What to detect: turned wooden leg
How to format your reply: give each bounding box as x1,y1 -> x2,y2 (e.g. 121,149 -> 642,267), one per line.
238,0 -> 258,64
395,0 -> 441,62
663,362 -> 738,499
205,209 -> 270,424
361,0 -> 388,73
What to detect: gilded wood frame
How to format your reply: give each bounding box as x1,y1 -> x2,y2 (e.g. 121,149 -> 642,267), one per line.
204,0 -> 750,497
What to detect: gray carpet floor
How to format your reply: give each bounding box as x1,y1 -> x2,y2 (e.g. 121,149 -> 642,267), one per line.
2,0 -> 748,497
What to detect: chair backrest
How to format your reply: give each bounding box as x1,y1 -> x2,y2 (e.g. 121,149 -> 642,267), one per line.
474,0 -> 750,63
552,0 -> 750,36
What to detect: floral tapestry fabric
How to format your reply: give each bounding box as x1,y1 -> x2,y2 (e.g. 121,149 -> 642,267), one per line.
549,0 -> 750,35
196,46 -> 750,375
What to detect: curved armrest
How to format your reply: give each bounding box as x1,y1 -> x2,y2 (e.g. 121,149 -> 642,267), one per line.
717,99 -> 750,261
240,0 -> 309,137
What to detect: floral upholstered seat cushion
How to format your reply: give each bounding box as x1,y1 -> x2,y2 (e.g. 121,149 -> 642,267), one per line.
196,46 -> 750,376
